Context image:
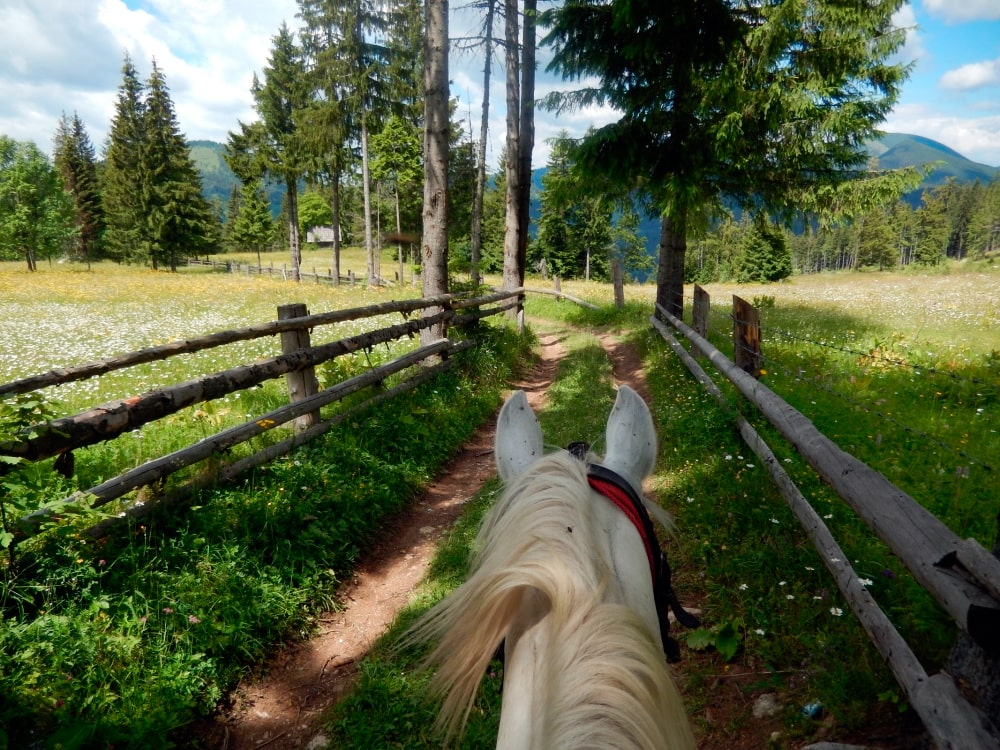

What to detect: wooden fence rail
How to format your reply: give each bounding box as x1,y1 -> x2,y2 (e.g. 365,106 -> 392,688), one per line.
3,288 -> 524,544
653,298 -> 1000,749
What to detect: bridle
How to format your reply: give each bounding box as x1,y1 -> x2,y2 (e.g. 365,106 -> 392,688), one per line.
568,442 -> 699,662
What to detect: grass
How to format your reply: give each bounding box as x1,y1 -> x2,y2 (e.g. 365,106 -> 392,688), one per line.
0,260 -> 996,748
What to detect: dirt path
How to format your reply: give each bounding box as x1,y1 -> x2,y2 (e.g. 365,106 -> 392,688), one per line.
194,329 -> 649,750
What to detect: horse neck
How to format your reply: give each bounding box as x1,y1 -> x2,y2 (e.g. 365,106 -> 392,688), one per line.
489,456 -> 695,749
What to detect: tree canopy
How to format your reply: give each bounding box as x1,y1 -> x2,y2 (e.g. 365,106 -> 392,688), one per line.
542,0 -> 912,313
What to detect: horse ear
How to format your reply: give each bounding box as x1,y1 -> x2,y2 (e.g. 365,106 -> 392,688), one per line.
602,385 -> 657,489
495,390 -> 544,483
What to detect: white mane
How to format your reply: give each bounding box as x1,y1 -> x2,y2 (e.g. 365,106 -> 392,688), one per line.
406,450 -> 695,749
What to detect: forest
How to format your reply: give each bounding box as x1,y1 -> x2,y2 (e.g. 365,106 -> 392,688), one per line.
1,0 -> 999,288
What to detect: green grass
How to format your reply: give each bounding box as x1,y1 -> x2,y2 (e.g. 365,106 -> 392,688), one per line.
0,262 -> 533,748
1,261 -> 996,748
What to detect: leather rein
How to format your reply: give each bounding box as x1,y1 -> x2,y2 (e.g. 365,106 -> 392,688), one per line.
568,442 -> 699,663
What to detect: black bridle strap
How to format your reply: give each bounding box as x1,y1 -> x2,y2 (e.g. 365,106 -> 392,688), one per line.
585,462 -> 700,663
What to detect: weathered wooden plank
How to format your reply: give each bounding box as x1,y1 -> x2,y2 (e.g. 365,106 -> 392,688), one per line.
278,303 -> 320,431
651,316 -> 1000,748
0,293 -> 473,398
1,310 -> 455,464
655,303 -> 1000,653
733,295 -> 762,377
692,285 -> 710,338
78,347 -> 469,540
18,339 -> 454,536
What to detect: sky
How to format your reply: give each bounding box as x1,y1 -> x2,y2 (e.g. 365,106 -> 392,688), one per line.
0,0 -> 999,172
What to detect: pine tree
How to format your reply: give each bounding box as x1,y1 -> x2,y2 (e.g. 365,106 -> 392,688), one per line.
228,24 -> 310,281
102,54 -> 147,264
543,0 -> 910,315
142,61 -> 215,271
230,179 -> 274,269
53,112 -> 104,265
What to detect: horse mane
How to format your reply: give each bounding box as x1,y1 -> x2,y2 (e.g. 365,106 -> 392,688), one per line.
404,451 -> 691,748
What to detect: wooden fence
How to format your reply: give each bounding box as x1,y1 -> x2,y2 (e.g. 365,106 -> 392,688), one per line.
1,288 -> 523,544
654,288 -> 1000,750
184,257 -> 413,288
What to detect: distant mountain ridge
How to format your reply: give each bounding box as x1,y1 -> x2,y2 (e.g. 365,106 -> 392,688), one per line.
189,133 -> 999,221
865,132 -> 999,189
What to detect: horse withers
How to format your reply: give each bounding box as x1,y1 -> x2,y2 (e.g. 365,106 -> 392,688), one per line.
406,385 -> 697,749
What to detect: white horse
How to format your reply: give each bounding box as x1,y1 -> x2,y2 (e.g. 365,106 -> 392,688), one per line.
407,385 -> 697,749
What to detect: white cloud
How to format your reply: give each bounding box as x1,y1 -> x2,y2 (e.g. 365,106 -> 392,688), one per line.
922,0 -> 1000,23
882,102 -> 1000,167
892,5 -> 924,66
0,0 -> 298,153
940,58 -> 1000,91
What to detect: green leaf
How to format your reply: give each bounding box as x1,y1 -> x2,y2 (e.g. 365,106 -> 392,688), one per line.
715,622 -> 742,662
686,628 -> 715,651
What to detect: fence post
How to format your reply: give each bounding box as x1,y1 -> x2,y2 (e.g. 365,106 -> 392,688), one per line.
277,303 -> 320,432
553,276 -> 562,301
732,295 -> 762,378
612,260 -> 625,309
693,285 -> 710,338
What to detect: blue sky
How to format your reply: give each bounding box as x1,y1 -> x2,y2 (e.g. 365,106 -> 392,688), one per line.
0,0 -> 998,170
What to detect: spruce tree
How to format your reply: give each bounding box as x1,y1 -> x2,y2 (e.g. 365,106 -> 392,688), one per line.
102,54 -> 146,264
53,112 -> 104,265
228,23 -> 309,281
141,61 -> 215,270
543,0 -> 910,315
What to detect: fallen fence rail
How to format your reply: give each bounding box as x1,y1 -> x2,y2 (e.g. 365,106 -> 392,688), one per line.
653,301 -> 1000,749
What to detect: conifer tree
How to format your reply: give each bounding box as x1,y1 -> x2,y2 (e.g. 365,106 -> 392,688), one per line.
102,54 -> 146,264
53,112 -> 104,265
142,61 -> 215,270
227,24 -> 309,281
543,0 -> 910,315
230,179 -> 274,269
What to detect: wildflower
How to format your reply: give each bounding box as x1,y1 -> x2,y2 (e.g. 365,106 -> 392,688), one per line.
686,496 -> 695,503
163,607 -> 174,614
805,566 -> 815,571
779,581 -> 787,586
755,628 -> 765,636
786,594 -> 795,600
725,454 -> 733,461
739,583 -> 749,591
188,615 -> 201,624
771,518 -> 780,524
829,607 -> 843,617
746,463 -> 755,469
860,578 -> 874,587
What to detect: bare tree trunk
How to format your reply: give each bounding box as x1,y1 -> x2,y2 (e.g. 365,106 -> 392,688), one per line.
470,0 -> 497,288
502,0 -> 521,297
656,213 -> 685,318
331,170 -> 341,285
421,0 -> 450,346
286,177 -> 301,283
516,0 -> 536,286
361,119 -> 378,287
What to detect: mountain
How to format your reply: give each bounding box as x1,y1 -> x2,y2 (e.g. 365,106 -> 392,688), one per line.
188,140 -> 285,216
190,132 -> 998,227
865,133 -> 999,190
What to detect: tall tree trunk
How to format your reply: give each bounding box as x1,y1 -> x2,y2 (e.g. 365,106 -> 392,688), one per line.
470,0 -> 497,288
502,0 -> 521,295
656,212 -> 685,317
286,178 -> 301,282
516,0 -> 536,286
421,0 -> 450,346
362,119 -> 377,287
331,170 -> 341,286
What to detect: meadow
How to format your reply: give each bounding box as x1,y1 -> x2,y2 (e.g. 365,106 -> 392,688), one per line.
0,257 -> 997,747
